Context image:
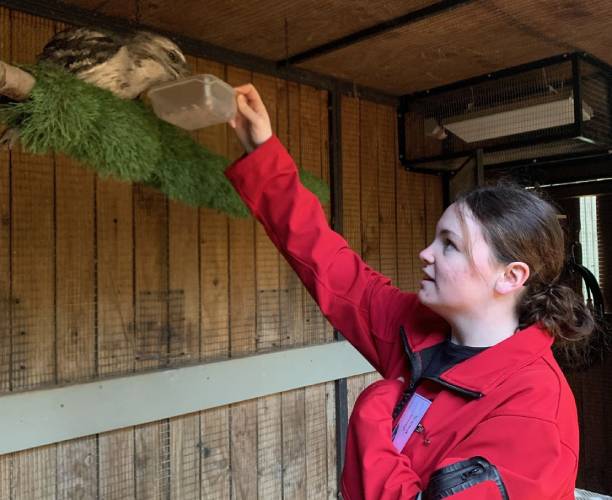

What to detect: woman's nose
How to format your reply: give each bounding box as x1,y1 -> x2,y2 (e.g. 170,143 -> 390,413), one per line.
419,243 -> 434,264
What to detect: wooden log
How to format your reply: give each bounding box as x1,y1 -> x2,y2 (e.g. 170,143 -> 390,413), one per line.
0,60 -> 35,101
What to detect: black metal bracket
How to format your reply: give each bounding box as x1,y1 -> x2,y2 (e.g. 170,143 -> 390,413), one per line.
396,51 -> 612,187
571,52 -> 584,140
283,0 -> 474,66
487,150 -> 612,186
397,95 -> 450,177
328,85 -> 349,490
408,52 -> 577,100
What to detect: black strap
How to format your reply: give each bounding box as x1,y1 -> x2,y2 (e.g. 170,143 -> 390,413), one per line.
568,258 -> 605,319
422,456 -> 509,499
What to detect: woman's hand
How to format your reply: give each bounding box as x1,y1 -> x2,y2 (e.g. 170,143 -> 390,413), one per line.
229,84 -> 273,153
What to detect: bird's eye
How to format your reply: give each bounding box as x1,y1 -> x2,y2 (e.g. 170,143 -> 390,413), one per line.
167,50 -> 179,63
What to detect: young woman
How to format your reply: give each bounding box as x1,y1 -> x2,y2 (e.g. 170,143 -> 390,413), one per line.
225,84 -> 594,499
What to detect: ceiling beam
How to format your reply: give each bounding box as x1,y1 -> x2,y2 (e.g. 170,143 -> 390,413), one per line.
0,0 -> 399,105
282,0 -> 474,66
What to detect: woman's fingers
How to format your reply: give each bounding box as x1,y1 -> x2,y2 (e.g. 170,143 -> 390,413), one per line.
234,83 -> 255,93
236,94 -> 260,124
231,83 -> 273,152
234,84 -> 266,114
234,83 -> 260,100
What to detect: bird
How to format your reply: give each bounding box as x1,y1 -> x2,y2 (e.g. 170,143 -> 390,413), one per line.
38,26 -> 190,98
0,26 -> 191,146
38,27 -> 190,99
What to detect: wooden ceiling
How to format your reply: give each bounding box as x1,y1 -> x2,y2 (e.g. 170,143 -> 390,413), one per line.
38,0 -> 612,95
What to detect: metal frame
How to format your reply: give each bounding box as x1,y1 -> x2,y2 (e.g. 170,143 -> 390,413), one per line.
284,0 -> 474,66
328,84 -> 350,482
572,53 -> 584,139
407,53 -> 576,100
486,150 -> 612,185
539,178 -> 612,199
397,52 -> 612,177
403,129 -> 582,169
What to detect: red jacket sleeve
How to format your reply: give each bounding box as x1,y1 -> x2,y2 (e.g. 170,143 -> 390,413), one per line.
345,379 -> 424,499
225,136 -> 419,377
346,379 -> 577,500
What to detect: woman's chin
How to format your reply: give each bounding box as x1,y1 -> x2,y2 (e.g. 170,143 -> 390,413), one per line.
417,288 -> 442,310
417,288 -> 432,304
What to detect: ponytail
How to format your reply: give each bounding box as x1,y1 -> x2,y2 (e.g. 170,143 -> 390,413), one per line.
518,282 -> 594,344
456,183 -> 596,354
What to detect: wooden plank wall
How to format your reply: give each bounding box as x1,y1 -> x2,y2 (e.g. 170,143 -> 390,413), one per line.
0,7 -> 443,499
0,7 -> 11,499
341,96 -> 443,415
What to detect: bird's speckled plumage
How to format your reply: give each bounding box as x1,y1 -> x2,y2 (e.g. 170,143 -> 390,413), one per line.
0,27 -> 190,147
38,27 -> 190,99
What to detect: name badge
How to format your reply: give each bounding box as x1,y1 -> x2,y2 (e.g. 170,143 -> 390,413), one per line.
391,392 -> 432,452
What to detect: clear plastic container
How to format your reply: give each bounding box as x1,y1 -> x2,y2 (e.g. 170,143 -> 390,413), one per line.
147,74 -> 236,130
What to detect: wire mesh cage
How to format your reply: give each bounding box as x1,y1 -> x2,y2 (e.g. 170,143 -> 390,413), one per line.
400,53 -> 612,171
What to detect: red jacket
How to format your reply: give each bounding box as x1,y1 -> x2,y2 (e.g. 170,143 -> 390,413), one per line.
226,136 -> 579,500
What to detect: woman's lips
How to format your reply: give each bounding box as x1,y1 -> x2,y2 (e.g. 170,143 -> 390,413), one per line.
420,276 -> 435,287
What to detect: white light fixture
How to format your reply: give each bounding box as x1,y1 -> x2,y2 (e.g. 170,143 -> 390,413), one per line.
442,97 -> 593,143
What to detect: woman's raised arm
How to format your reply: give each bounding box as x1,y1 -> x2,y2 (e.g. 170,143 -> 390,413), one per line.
226,85 -> 423,377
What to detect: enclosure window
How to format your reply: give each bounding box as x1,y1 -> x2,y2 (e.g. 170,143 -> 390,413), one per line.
579,195 -> 600,299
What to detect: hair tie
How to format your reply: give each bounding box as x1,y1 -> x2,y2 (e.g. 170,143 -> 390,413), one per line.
543,282 -> 559,295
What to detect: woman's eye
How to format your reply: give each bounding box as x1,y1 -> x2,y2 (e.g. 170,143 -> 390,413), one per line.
443,239 -> 456,250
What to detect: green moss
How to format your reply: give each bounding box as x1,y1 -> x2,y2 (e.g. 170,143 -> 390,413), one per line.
0,64 -> 329,218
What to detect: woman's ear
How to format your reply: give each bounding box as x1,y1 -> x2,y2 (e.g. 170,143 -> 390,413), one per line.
495,262 -> 530,295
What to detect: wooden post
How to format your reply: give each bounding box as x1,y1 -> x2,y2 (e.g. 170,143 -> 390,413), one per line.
0,61 -> 35,101
197,57 -> 232,500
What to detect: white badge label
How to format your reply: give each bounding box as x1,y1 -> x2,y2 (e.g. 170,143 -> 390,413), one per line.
391,392 -> 432,452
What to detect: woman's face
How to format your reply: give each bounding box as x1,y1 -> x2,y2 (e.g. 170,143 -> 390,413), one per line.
418,203 -> 504,317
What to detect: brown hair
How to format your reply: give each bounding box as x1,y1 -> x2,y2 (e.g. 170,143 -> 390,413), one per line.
455,183 -> 594,347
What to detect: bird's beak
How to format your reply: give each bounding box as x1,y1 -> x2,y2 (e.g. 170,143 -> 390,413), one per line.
179,63 -> 191,78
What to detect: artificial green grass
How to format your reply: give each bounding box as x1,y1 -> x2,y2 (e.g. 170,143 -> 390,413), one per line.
0,64 -> 330,217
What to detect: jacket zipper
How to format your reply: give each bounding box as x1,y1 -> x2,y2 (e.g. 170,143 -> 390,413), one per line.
393,326 -> 423,419
395,326 -> 482,419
